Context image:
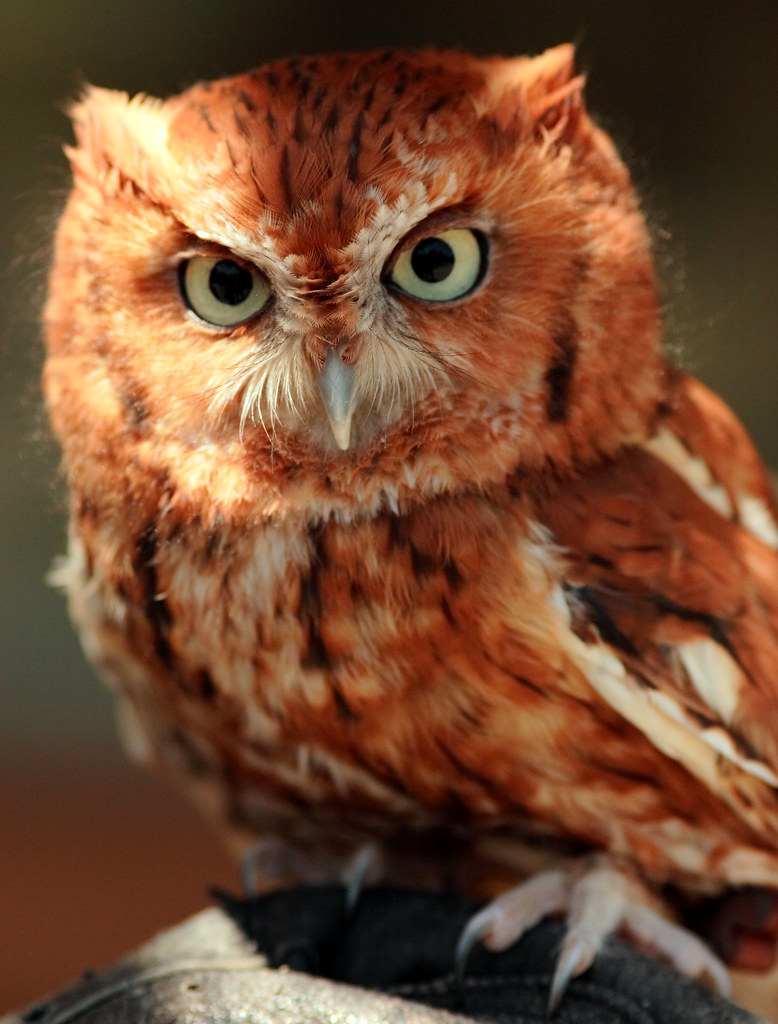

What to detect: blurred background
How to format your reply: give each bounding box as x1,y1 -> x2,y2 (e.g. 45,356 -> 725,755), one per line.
1,0 -> 776,1013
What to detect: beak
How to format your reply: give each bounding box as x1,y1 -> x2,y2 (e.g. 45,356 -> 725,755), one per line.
317,348 -> 357,451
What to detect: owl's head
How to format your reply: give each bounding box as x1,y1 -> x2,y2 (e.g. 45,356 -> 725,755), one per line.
45,46 -> 663,519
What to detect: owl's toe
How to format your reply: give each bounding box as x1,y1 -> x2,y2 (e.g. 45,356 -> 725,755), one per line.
456,867 -> 570,966
240,837 -> 338,896
621,901 -> 731,996
457,857 -> 731,1012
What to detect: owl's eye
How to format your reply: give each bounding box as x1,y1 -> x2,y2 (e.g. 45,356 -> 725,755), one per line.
388,228 -> 487,302
180,256 -> 272,327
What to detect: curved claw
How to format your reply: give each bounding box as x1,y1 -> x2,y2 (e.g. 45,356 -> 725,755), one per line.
456,869 -> 570,980
548,936 -> 595,1013
455,905 -> 493,980
343,842 -> 383,912
455,859 -> 731,1013
623,904 -> 731,998
547,862 -> 627,1009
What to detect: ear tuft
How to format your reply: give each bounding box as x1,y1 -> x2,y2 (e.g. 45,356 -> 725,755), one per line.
524,44 -> 587,144
65,86 -> 171,196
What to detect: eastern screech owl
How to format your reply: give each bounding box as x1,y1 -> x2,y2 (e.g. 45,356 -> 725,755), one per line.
43,46 -> 778,1009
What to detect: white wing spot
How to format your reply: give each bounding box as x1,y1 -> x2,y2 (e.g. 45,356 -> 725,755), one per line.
737,493 -> 778,549
642,429 -> 733,518
675,637 -> 743,724
642,428 -> 778,549
570,637 -> 778,805
700,727 -> 778,786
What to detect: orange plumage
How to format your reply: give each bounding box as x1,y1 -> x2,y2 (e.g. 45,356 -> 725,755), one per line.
43,45 -> 778,1012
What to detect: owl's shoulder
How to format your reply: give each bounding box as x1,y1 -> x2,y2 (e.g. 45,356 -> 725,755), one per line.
530,369 -> 778,814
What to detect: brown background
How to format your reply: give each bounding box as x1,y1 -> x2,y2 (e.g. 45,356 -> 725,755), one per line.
1,0 -> 776,1013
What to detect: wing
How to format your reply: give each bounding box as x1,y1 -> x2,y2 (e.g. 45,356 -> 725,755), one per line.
535,370 -> 778,853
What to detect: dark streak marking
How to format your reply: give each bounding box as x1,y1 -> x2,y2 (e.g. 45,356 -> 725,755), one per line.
440,596 -> 457,627
425,93 -> 453,119
362,83 -> 376,111
265,109 -> 277,137
410,542 -> 437,578
545,314 -> 579,422
588,553 -> 616,570
300,603 -> 331,671
373,756 -> 412,796
237,89 -> 256,113
347,111 -> 364,181
444,558 -> 464,589
324,103 -> 340,134
299,526 -> 333,671
388,517 -> 440,578
459,706 -> 482,728
333,686 -> 361,722
577,586 -> 640,657
134,525 -> 174,668
223,136 -> 238,171
197,670 -> 217,702
205,530 -> 221,560
436,738 -> 503,797
311,86 -> 327,111
687,707 -> 721,729
482,649 -> 549,697
510,672 -> 548,697
581,753 -> 661,787
233,109 -> 249,138
197,103 -> 217,134
387,515 -> 405,552
349,64 -> 370,92
393,73 -> 409,98
655,597 -> 740,667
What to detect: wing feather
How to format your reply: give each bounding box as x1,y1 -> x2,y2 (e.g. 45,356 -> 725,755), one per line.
535,371 -> 778,832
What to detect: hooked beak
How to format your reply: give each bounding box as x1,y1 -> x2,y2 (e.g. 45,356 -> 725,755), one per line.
317,348 -> 357,451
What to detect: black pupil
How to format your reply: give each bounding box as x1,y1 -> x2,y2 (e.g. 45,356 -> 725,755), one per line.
411,237 -> 455,283
209,260 -> 254,306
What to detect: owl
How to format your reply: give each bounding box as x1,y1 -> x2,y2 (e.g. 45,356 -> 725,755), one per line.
43,45 -> 778,1013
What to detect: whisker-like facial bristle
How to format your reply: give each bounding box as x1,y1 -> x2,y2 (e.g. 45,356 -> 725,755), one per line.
194,318 -> 463,452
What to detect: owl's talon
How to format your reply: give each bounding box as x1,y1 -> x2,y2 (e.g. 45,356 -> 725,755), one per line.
462,859 -> 730,1010
548,936 -> 593,1014
455,904 -> 492,978
468,869 -> 571,952
343,842 -> 383,911
622,904 -> 731,997
456,868 -> 570,980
